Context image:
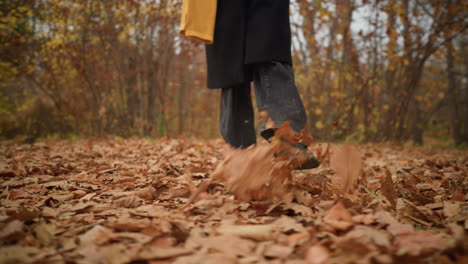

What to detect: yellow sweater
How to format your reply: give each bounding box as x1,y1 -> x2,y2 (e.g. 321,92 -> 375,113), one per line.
179,0 -> 217,44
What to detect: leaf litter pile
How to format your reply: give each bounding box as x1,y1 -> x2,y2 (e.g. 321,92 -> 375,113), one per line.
0,136 -> 467,264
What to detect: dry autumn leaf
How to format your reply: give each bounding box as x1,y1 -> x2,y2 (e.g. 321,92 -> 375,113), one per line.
393,230 -> 453,256
113,196 -> 142,208
330,144 -> 362,193
305,245 -> 330,264
217,224 -> 276,241
0,138 -> 466,264
323,201 -> 355,231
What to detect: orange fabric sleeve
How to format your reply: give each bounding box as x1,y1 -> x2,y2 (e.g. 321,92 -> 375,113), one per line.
179,0 -> 217,44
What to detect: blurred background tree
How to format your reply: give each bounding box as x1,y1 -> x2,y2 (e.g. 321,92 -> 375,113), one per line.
1,0 -> 467,146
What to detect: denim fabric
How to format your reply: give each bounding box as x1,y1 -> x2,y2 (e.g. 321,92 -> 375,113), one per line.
219,62 -> 307,149
253,62 -> 307,136
220,82 -> 257,148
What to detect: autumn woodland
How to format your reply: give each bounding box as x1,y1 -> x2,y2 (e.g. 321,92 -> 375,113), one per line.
0,1 -> 468,264
0,0 -> 467,144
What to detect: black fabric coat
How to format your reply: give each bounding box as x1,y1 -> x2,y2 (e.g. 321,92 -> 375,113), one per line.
205,0 -> 292,89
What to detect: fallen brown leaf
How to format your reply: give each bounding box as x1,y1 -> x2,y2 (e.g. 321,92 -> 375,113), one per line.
394,230 -> 453,256
264,244 -> 294,259
137,246 -> 192,260
378,170 -> 397,208
305,245 -> 330,264
443,201 -> 461,219
1,138 -> 466,263
113,196 -> 142,208
323,201 -> 354,231
217,224 -> 276,241
330,144 -> 362,193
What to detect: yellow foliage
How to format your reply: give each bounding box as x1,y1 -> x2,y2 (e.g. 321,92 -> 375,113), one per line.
315,121 -> 324,130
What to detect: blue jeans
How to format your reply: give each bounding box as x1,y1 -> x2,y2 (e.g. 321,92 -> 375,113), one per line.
220,62 -> 307,148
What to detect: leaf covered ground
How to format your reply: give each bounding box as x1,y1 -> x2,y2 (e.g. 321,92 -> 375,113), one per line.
0,137 -> 467,264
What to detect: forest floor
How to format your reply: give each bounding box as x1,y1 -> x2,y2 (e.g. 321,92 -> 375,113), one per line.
0,137 -> 467,264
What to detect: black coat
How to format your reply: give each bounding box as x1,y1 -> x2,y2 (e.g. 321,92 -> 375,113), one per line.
205,0 -> 292,89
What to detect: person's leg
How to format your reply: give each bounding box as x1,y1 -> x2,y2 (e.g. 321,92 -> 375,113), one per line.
220,82 -> 256,149
253,61 -> 319,169
253,61 -> 308,139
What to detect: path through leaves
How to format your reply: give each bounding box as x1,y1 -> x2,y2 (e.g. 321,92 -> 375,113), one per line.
0,138 -> 467,263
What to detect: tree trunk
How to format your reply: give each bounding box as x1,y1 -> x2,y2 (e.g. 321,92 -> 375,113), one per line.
447,42 -> 462,145
462,38 -> 468,144
411,101 -> 424,145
